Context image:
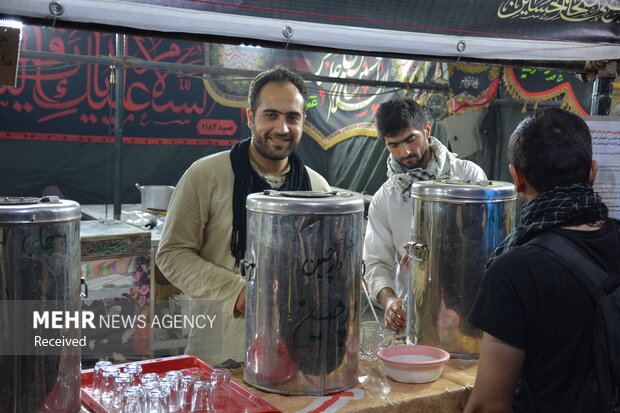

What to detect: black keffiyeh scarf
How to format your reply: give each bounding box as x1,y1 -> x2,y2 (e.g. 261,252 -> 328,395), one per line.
486,183 -> 608,268
230,138 -> 311,265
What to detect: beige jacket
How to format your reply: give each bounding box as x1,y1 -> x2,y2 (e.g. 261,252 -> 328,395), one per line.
156,150 -> 330,365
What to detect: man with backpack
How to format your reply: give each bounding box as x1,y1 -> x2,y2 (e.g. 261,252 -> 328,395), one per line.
464,108 -> 619,413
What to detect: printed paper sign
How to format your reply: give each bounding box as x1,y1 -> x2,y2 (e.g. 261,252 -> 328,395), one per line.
585,116 -> 620,220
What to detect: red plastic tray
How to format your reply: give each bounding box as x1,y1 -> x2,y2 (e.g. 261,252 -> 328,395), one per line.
81,355 -> 282,413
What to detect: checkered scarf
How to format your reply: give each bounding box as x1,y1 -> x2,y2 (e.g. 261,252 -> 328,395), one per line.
387,136 -> 456,201
487,183 -> 608,268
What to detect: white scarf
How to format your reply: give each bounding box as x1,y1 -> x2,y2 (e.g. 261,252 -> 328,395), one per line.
386,136 -> 457,201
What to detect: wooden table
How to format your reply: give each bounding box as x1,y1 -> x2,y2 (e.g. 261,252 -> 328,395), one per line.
228,359 -> 477,413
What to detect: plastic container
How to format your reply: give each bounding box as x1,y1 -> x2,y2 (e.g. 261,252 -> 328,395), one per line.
377,344 -> 450,384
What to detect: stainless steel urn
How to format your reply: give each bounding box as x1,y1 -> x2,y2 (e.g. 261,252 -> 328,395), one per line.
244,191 -> 364,395
0,196 -> 82,412
406,180 -> 516,358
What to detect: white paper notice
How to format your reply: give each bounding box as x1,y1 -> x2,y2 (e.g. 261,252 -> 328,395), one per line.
584,116 -> 620,220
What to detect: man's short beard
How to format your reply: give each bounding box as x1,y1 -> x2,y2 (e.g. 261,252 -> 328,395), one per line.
400,146 -> 429,170
253,136 -> 294,160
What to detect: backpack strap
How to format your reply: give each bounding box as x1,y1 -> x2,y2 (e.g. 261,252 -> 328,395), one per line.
527,230 -> 612,299
529,223 -> 620,412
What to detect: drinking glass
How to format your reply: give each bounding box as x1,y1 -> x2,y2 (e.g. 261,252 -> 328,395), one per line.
111,373 -> 133,413
160,376 -> 180,412
209,367 -> 231,411
360,320 -> 381,361
99,366 -> 120,409
92,360 -> 113,400
120,385 -> 146,413
190,380 -> 212,413
141,373 -> 160,385
146,387 -> 169,413
124,363 -> 144,386
179,374 -> 199,413
378,328 -> 397,351
142,380 -> 161,391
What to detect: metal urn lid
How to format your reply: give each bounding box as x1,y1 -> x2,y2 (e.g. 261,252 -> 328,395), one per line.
246,190 -> 364,214
0,196 -> 81,224
410,179 -> 516,203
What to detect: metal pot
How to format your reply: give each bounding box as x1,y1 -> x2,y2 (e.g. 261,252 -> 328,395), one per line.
244,190 -> 364,396
406,179 -> 516,359
135,183 -> 175,211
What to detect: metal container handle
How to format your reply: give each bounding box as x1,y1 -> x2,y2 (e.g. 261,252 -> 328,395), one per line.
135,183 -> 144,191
406,241 -> 429,262
240,259 -> 256,282
405,241 -> 428,344
80,277 -> 88,299
40,196 -> 61,203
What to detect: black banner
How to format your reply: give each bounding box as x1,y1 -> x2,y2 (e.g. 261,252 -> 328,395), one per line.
0,26 -> 410,202
0,25 -> 597,204
121,0 -> 619,44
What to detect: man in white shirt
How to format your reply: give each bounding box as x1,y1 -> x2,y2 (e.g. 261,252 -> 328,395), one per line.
363,97 -> 486,332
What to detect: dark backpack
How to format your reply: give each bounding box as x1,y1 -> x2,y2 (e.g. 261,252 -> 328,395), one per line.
528,222 -> 620,413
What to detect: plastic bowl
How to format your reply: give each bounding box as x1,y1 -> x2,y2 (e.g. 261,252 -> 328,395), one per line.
377,344 -> 450,383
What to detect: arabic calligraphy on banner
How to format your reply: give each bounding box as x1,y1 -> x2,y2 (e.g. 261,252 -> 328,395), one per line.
497,0 -> 619,23
1,27 -> 446,152
203,45 -> 453,150
448,64 -> 501,114
303,53 -> 392,149
203,44 -> 263,105
307,57 -> 449,149
0,26 -> 243,146
203,44 -> 410,149
313,54 -> 389,120
502,67 -> 590,114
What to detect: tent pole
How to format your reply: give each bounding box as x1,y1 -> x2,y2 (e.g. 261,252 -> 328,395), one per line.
113,33 -> 126,220
590,61 -> 617,116
19,49 -> 448,92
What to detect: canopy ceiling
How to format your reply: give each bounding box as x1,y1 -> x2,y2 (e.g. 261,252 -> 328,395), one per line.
2,0 -> 619,64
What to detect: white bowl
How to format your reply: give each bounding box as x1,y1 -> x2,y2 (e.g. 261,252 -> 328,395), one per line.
377,344 -> 450,383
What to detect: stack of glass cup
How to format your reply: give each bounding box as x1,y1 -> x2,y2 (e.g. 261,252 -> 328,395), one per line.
91,361 -> 232,412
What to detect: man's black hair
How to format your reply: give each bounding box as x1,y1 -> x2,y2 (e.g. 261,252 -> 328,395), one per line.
247,66 -> 308,113
508,107 -> 592,194
374,97 -> 427,139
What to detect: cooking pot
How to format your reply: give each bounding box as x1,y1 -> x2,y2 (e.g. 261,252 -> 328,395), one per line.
135,183 -> 175,212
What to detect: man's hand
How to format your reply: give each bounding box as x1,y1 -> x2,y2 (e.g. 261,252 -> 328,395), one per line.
377,288 -> 407,333
400,243 -> 410,268
234,287 -> 246,317
384,297 -> 407,333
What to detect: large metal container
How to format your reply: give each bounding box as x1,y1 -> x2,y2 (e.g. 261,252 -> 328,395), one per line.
0,196 -> 82,412
244,191 -> 364,395
406,180 -> 516,358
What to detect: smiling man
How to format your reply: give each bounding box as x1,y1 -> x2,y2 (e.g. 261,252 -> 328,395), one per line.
156,66 -> 330,365
363,97 -> 486,333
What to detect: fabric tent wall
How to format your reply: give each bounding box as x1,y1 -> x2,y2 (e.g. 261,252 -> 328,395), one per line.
0,25 -> 597,204
0,25 -> 447,203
